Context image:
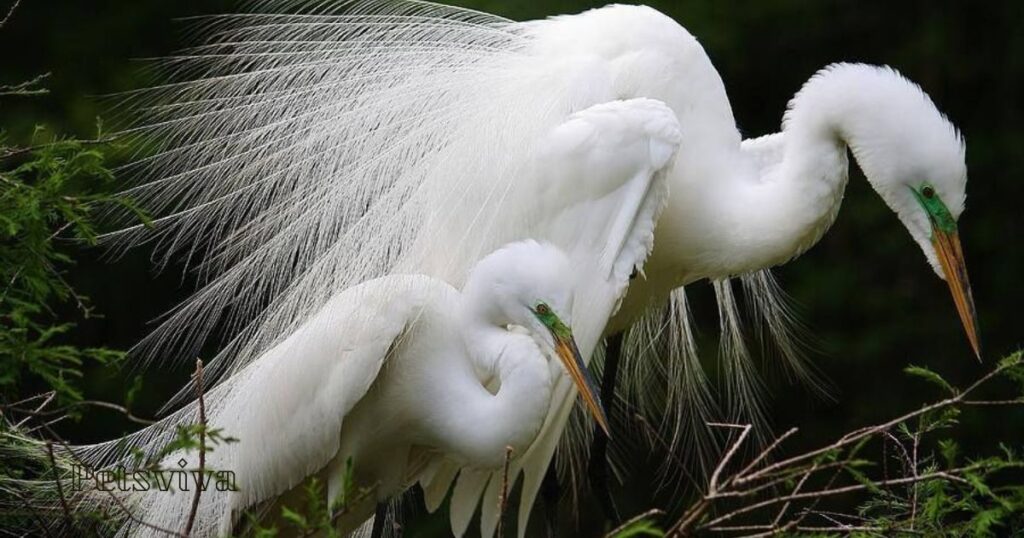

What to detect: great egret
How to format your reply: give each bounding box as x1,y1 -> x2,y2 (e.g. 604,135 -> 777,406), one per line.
51,241 -> 606,537
103,1 -> 978,536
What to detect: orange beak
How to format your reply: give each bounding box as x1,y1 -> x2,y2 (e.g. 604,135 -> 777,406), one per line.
932,226 -> 981,361
553,333 -> 610,436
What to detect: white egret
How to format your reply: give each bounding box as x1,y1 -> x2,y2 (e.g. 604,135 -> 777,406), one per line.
57,241 -> 607,537
103,1 -> 978,536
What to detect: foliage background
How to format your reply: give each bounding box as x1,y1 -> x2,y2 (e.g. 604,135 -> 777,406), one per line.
2,1 -> 1023,536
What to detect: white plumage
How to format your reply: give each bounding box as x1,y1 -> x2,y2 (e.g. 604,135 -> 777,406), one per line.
68,240 -> 616,536
102,1 -> 978,536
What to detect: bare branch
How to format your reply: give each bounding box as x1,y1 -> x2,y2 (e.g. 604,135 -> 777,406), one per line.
666,358 -> 1024,536
37,425 -> 188,537
708,423 -> 751,492
183,359 -> 207,537
44,442 -> 76,534
604,509 -> 665,538
0,0 -> 20,29
700,467 -> 992,530
735,426 -> 798,480
4,399 -> 156,426
496,445 -> 514,538
0,72 -> 50,97
738,359 -> 1015,485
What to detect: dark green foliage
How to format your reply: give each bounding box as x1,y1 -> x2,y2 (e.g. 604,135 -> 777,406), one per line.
0,129 -> 145,404
663,355 -> 1024,537
846,359 -> 1024,537
243,458 -> 372,538
0,1 -> 1022,536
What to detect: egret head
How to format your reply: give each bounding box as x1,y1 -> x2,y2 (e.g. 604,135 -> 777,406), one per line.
802,64 -> 978,358
465,240 -> 610,434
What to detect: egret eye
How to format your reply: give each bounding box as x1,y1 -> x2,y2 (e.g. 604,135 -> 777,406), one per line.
535,302 -> 550,315
921,185 -> 935,199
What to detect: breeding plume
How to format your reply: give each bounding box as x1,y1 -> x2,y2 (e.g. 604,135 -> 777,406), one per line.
40,241 -> 605,536
105,1 -> 978,535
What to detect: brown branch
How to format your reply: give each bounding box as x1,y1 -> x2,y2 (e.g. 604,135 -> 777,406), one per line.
0,0 -> 20,29
497,445 -> 513,538
700,467 -> 983,530
734,427 -> 798,481
4,399 -> 156,426
35,424 -> 187,537
10,391 -> 57,428
707,423 -> 752,492
962,399 -> 1024,406
666,359 -> 1024,536
770,459 -> 818,527
707,523 -> 922,534
12,488 -> 56,538
0,72 -> 50,97
632,413 -> 704,490
910,429 -> 921,530
44,442 -> 76,533
738,360 -> 1014,485
183,359 -> 207,537
604,508 -> 665,538
0,135 -> 115,161
710,459 -> 856,501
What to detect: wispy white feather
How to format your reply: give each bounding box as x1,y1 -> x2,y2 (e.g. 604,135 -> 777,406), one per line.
99,0 -> 825,533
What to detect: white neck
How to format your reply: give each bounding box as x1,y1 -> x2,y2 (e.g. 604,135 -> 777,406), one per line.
428,298 -> 550,467
659,67 -> 900,281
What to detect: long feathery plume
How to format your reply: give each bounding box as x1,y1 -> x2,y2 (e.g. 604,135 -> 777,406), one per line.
713,279 -> 771,440
740,269 -> 834,400
89,0 -> 824,531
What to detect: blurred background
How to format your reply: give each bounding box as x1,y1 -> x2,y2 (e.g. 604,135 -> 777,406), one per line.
2,1 -> 1022,535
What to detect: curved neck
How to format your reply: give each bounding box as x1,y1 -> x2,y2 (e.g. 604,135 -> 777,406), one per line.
432,312 -> 551,467
703,78 -> 857,277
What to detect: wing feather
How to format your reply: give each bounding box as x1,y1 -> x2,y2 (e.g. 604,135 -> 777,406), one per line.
72,275 -> 442,537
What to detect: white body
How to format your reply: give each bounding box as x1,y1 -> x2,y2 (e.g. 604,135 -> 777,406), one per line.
73,241 -> 621,537
110,2 -> 969,537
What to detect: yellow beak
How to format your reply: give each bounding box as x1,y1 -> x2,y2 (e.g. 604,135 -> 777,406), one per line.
932,226 -> 981,360
552,332 -> 611,436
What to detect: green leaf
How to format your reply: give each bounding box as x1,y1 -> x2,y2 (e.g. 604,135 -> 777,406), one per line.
608,518 -> 665,538
939,439 -> 959,467
280,506 -> 308,529
904,365 -> 957,395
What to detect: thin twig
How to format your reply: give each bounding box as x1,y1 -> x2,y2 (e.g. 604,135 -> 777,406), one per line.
707,523 -> 921,534
707,423 -> 751,492
12,488 -> 56,538
739,360 -> 1014,485
11,391 -> 57,428
700,467 -> 988,529
962,399 -> 1024,406
0,135 -> 114,161
45,442 -> 76,534
4,399 -> 156,426
0,73 -> 50,97
604,509 -> 664,538
667,359 -> 1024,536
735,426 -> 798,480
770,460 -> 819,527
497,445 -> 513,538
183,359 -> 207,537
910,430 -> 921,530
36,423 -> 187,537
0,0 -> 20,29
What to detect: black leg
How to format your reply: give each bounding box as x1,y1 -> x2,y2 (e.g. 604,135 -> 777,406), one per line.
589,332 -> 623,524
370,502 -> 388,538
540,463 -> 561,538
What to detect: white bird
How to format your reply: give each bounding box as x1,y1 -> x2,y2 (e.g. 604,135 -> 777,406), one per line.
62,241 -> 607,537
105,2 -> 979,536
